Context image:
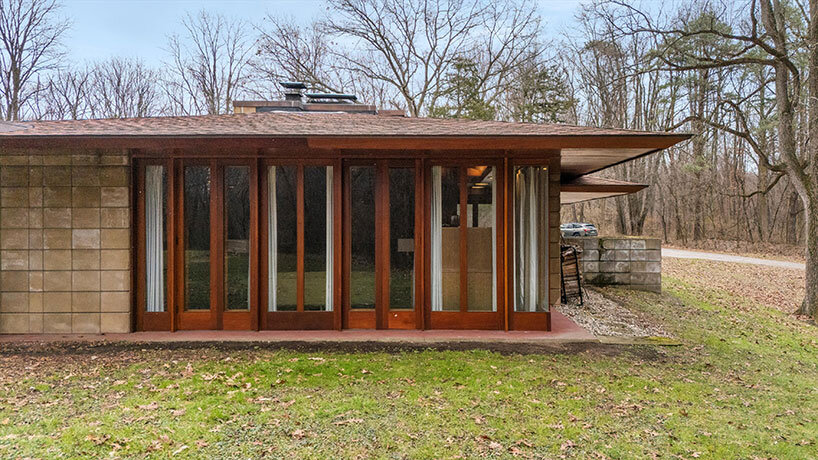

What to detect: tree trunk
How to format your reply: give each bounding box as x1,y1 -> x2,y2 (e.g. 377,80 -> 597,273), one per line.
786,190 -> 800,244
796,196 -> 817,318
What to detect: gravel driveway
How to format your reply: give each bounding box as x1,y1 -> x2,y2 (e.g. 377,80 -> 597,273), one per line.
662,248 -> 805,270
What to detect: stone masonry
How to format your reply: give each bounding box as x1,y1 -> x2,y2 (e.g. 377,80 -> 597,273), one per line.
563,236 -> 661,293
0,151 -> 131,333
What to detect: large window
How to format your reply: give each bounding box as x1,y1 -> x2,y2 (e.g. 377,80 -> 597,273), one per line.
514,166 -> 549,312
267,165 -> 334,312
349,166 -> 375,309
430,165 -> 496,312
224,166 -> 250,311
389,167 -> 415,310
184,166 -> 211,311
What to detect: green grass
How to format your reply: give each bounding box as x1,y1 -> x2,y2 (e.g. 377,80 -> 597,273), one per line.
1,270 -> 817,458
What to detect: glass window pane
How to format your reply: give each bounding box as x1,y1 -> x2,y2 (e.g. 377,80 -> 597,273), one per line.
466,166 -> 495,311
184,166 -> 211,310
145,165 -> 167,312
225,166 -> 250,311
304,166 -> 330,311
439,167 -> 460,311
514,166 -> 549,312
350,166 -> 375,309
272,166 -> 297,311
389,167 -> 415,310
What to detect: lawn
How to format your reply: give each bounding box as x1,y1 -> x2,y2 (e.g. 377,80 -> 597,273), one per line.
1,259 -> 817,459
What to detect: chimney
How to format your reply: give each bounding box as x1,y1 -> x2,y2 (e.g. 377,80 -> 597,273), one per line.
280,81 -> 306,102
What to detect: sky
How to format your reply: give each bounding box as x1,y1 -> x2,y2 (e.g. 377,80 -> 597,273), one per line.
62,0 -> 587,67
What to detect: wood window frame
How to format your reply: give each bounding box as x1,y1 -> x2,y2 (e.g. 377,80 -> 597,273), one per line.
135,158 -> 175,331
506,158 -> 553,331
260,158 -> 340,330
424,158 -> 505,330
174,158 -> 259,331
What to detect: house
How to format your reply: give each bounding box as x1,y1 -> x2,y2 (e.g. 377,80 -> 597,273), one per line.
0,89 -> 689,334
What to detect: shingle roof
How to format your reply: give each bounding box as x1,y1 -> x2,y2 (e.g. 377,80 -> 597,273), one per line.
0,111 -> 684,138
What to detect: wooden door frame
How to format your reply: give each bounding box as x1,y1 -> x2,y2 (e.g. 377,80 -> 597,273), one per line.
342,159 -> 424,329
424,159 -> 505,330
342,159 -> 378,329
174,158 -> 259,330
134,158 -> 175,331
506,159 -> 553,331
383,160 -> 423,330
220,160 -> 259,331
259,159 -> 338,330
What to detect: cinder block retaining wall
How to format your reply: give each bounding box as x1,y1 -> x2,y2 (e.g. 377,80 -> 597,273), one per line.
0,152 -> 131,334
563,237 -> 661,293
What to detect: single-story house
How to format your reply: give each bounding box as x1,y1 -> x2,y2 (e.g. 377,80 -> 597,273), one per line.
0,91 -> 689,334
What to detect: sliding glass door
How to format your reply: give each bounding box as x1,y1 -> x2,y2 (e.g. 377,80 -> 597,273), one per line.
176,160 -> 258,330
343,160 -> 421,329
262,161 -> 336,329
428,162 -> 502,329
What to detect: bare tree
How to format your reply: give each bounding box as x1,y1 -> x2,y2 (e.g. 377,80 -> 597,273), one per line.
27,65 -> 90,120
255,0 -> 541,117
164,10 -> 253,115
89,57 -> 159,118
0,0 -> 69,120
589,0 -> 817,318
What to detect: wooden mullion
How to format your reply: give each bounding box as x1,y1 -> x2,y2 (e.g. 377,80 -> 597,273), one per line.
296,165 -> 305,313
333,159 -> 343,330
421,161 -> 432,329
167,159 -> 177,332
175,159 -> 185,330
414,159 -> 425,329
212,161 -> 224,330
377,161 -> 389,329
459,166 -> 468,313
341,164 -> 352,328
259,161 -> 269,330
249,161 -> 260,330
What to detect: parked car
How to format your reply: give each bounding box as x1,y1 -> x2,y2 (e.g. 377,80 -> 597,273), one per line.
560,222 -> 598,237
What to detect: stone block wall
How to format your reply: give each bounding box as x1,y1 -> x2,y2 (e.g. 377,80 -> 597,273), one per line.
0,151 -> 132,334
563,236 -> 661,293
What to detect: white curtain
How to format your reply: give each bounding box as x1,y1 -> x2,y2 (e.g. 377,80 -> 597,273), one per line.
325,167 -> 334,311
430,166 -> 443,311
515,167 -> 549,312
268,166 -> 278,312
145,165 -> 165,312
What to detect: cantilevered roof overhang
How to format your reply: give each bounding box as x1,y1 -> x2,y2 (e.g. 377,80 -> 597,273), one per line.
0,112 -> 690,178
560,176 -> 649,205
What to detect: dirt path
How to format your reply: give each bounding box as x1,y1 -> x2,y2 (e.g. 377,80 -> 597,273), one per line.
662,248 -> 805,270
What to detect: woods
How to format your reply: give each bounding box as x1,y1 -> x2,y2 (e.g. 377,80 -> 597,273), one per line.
0,0 -> 814,318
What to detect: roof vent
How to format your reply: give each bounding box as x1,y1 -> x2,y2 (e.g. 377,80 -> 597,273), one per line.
305,93 -> 358,104
280,81 -> 307,102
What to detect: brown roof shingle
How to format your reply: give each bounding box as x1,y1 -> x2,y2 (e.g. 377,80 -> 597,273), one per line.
0,111 -> 685,138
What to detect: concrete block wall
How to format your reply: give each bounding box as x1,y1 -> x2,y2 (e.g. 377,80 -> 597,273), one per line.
0,151 -> 132,333
563,236 -> 661,293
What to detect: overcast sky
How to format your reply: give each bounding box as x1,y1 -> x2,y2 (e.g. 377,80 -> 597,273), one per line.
62,0 -> 587,66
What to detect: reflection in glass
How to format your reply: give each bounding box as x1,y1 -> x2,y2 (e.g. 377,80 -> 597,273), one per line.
145,165 -> 167,312
431,166 -> 460,311
271,166 -> 297,311
389,168 -> 415,310
514,166 -> 549,312
466,166 -> 495,311
350,166 -> 375,309
184,166 -> 211,310
224,166 -> 250,310
304,166 -> 331,311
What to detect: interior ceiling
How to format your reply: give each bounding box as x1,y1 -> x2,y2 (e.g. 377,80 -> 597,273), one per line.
560,148 -> 654,178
